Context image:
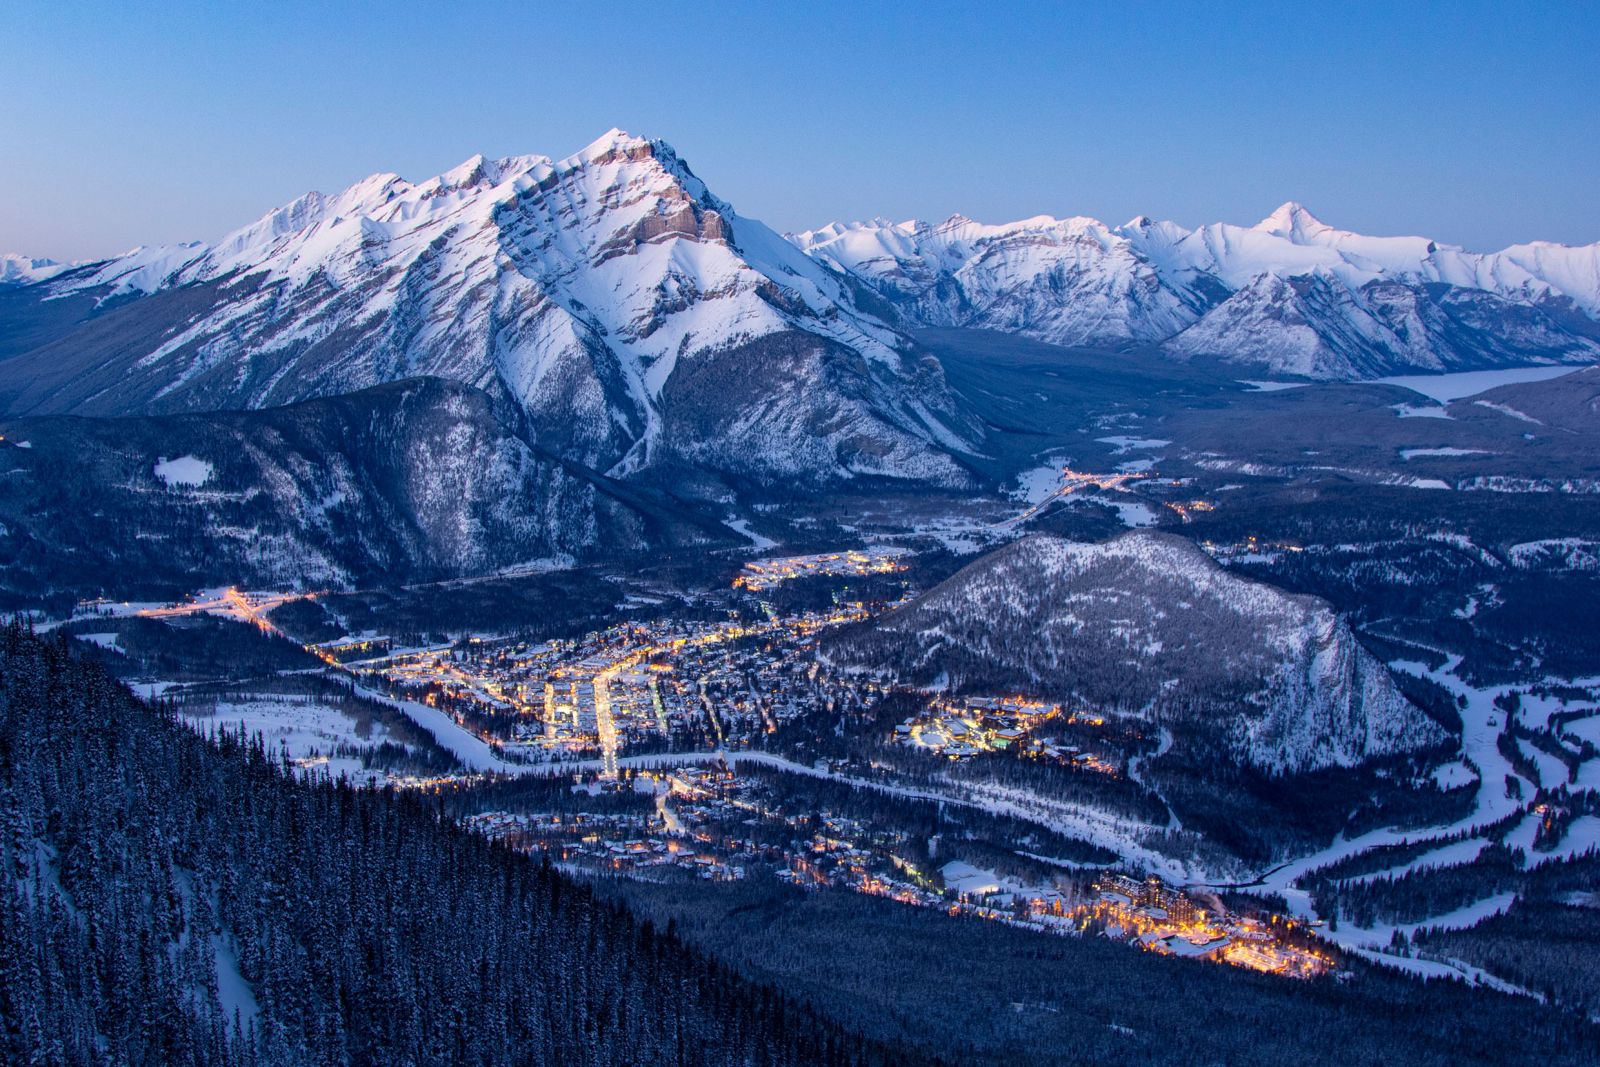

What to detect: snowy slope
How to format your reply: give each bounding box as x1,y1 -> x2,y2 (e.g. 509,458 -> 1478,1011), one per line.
832,532 -> 1447,773
5,132 -> 975,487
795,204 -> 1600,378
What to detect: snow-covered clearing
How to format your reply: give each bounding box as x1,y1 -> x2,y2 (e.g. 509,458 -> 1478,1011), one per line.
75,632 -> 123,652
153,455 -> 214,487
1095,436 -> 1171,454
1012,457 -> 1067,504
1400,447 -> 1490,460
1393,403 -> 1452,419
181,696 -> 403,785
1104,499 -> 1158,527
1516,737 -> 1571,790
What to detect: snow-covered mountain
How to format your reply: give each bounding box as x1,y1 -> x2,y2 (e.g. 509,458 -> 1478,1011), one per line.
795,205 -> 1600,378
830,532 -> 1448,774
0,254 -> 68,287
0,377 -> 733,595
0,132 -> 976,487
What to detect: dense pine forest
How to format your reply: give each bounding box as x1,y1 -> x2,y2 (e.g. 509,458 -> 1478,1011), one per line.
0,624 -> 906,1066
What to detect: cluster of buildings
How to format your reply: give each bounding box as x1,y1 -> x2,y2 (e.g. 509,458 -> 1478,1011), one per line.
892,695 -> 1118,775
892,695 -> 1061,758
1163,499 -> 1217,523
459,750 -> 1335,983
1200,535 -> 1307,564
461,803 -> 745,881
1071,872 -> 1333,977
312,634 -> 393,662
355,603 -> 884,774
733,547 -> 908,591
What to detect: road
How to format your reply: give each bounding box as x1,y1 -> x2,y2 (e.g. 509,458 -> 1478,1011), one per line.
133,586 -> 318,638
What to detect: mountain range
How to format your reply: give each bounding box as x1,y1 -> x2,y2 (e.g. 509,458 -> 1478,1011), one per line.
796,205 -> 1600,378
2,134 -> 1596,467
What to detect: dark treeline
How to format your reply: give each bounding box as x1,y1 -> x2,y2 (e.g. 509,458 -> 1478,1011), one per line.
0,624 -> 916,1066
1414,899 -> 1600,1017
603,871 -> 1600,1067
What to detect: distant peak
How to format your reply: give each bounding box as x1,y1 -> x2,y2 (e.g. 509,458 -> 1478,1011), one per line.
0,252 -> 68,286
434,153 -> 547,191
1254,201 -> 1332,237
925,213 -> 979,235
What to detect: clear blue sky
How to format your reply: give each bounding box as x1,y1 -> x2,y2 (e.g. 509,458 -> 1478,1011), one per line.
4,1 -> 1596,261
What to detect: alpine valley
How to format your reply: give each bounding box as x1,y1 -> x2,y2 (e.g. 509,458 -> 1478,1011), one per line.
4,131 -> 1599,1066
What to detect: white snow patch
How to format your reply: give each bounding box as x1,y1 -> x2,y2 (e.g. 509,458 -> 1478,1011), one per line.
1393,403 -> 1452,419
1400,447 -> 1490,460
74,632 -> 123,652
1096,436 -> 1171,454
348,684 -> 522,774
153,455 -> 213,487
1432,760 -> 1476,789
1472,400 -> 1541,425
1104,499 -> 1159,527
182,696 -> 403,785
1012,459 -> 1066,504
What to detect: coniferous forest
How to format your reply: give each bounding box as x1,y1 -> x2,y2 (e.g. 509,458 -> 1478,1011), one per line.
0,624 -> 905,1066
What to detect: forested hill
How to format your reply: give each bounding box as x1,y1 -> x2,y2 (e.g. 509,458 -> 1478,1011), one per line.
0,624 -> 908,1066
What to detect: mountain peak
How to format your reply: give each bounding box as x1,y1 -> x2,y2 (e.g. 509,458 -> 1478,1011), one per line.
1254,201 -> 1332,238
571,127 -> 657,164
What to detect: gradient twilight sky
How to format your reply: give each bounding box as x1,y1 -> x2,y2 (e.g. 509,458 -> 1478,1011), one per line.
3,1 -> 1596,262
